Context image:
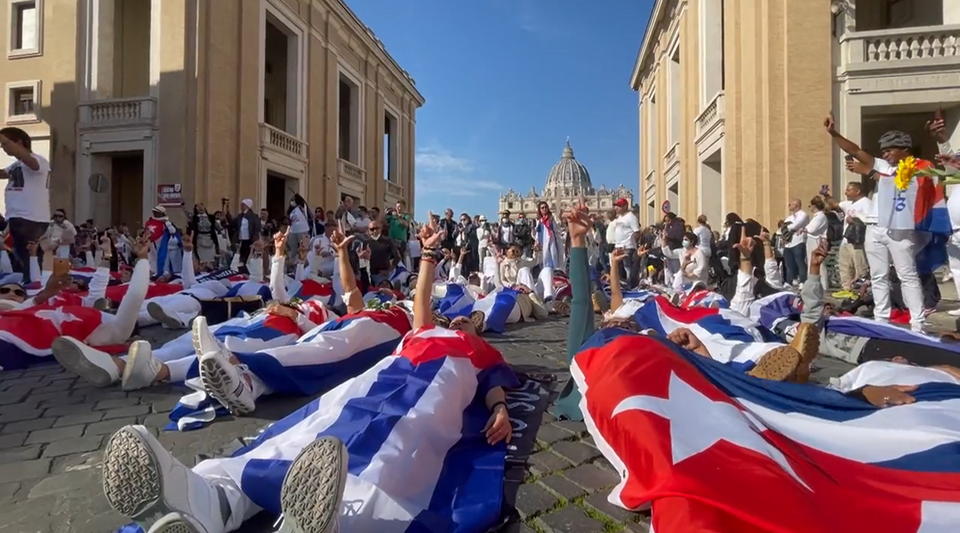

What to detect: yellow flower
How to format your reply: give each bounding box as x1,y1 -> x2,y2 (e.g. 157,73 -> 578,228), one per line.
895,156 -> 918,192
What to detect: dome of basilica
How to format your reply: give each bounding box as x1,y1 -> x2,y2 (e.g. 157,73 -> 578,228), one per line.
542,140 -> 594,197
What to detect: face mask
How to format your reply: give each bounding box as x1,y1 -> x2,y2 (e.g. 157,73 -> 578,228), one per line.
682,239 -> 691,248
371,231 -> 382,239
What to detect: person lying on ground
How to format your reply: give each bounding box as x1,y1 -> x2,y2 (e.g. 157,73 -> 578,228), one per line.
100,214 -> 518,533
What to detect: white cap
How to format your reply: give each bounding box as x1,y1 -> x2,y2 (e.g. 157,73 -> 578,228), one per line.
242,198 -> 254,208
153,205 -> 167,214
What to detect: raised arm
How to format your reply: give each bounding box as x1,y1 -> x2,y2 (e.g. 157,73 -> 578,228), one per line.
824,112 -> 875,166
269,230 -> 289,302
608,248 -> 626,313
412,215 -> 446,329
331,223 -> 363,315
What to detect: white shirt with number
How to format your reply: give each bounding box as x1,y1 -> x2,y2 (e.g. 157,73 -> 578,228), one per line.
4,154 -> 50,222
872,158 -> 915,230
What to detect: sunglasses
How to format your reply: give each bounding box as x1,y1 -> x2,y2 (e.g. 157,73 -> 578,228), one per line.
0,287 -> 26,297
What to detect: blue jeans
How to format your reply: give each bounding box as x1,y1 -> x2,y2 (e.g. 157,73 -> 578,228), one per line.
783,243 -> 807,285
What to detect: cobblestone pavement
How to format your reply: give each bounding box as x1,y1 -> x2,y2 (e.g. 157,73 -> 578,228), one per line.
0,318 -> 856,533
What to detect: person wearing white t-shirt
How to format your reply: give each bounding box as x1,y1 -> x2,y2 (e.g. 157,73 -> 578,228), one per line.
826,112 -> 926,333
286,194 -> 311,256
610,198 -> 640,288
804,196 -> 830,291
0,127 -> 50,285
827,182 -> 872,298
782,199 -> 809,285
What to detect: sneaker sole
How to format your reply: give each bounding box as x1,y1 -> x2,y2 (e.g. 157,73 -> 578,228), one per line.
199,355 -> 255,416
747,346 -> 801,382
148,513 -> 206,533
148,302 -> 184,330
102,427 -> 170,526
278,437 -> 348,533
190,317 -> 218,357
51,337 -> 115,388
791,323 -> 820,384
122,342 -> 156,392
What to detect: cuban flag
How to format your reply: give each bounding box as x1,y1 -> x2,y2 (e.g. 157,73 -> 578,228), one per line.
105,280 -> 183,302
224,280 -> 272,300
572,330 -> 960,532
438,285 -> 519,333
635,296 -> 782,371
390,262 -> 411,287
680,288 -> 729,309
292,279 -> 337,307
602,286 -> 656,303
748,291 -> 799,330
826,315 -> 960,358
178,326 -> 518,531
0,306 -> 111,370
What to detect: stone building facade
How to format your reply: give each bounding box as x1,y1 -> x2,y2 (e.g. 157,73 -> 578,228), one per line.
631,0 -> 960,227
0,0 -> 423,228
499,141 -> 633,220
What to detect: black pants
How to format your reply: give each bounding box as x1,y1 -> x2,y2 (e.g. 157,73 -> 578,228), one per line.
238,239 -> 252,267
9,218 -> 48,284
858,338 -> 960,368
619,248 -> 639,289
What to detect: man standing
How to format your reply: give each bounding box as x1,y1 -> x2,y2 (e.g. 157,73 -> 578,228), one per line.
0,127 -> 50,283
366,219 -> 401,286
515,212 -> 534,257
496,210 -> 515,252
232,199 -> 260,267
610,198 -> 640,288
782,199 -> 810,285
439,208 -> 458,253
826,182 -> 871,299
826,112 -> 927,333
386,199 -> 411,258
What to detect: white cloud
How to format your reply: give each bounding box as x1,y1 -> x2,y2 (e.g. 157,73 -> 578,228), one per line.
418,177 -> 505,194
415,148 -> 473,174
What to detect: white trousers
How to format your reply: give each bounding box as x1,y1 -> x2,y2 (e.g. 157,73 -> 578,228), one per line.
137,289 -> 219,326
947,232 -> 960,298
865,226 -> 924,331
85,261 -> 151,346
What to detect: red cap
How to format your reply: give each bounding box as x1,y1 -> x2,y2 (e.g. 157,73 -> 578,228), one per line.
613,198 -> 629,207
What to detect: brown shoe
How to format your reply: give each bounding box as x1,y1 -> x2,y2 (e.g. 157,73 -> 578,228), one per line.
790,323 -> 820,384
469,310 -> 486,333
747,346 -> 801,382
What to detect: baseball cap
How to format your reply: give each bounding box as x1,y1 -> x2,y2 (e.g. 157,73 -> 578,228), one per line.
614,198 -> 629,207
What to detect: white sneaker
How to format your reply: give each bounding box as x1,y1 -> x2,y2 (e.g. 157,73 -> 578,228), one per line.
191,316 -> 222,357
148,302 -> 185,329
278,436 -> 348,533
51,336 -> 119,387
102,425 -> 237,533
198,350 -> 256,415
948,308 -> 960,317
122,341 -> 162,391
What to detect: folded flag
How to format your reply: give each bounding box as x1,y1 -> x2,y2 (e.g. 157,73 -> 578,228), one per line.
0,305 -> 106,370
572,331 -> 960,533
438,285 -> 518,333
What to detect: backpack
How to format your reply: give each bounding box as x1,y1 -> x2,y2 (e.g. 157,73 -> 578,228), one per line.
825,211 -> 845,244
844,218 -> 866,246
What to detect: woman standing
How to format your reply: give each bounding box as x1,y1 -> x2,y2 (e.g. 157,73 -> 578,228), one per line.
287,194 -> 312,256
535,201 -> 565,305
190,204 -> 220,265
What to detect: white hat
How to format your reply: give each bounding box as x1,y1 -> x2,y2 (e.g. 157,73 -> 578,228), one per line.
153,205 -> 167,214
242,198 -> 254,208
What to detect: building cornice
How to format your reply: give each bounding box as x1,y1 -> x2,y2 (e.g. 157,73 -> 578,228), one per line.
322,0 -> 426,106
629,0 -> 684,91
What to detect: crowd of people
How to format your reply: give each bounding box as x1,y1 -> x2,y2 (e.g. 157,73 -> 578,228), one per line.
1,110 -> 960,533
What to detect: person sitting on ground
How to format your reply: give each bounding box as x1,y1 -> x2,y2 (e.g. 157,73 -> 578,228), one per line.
100,215 -> 518,533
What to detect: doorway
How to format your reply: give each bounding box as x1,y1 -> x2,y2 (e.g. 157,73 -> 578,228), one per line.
266,171 -> 299,222
110,152 -> 145,228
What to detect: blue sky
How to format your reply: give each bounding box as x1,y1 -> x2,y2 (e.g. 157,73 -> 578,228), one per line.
347,0 -> 653,221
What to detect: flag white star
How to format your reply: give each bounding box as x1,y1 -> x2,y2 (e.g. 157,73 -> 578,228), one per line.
613,371 -> 811,490
34,309 -> 81,332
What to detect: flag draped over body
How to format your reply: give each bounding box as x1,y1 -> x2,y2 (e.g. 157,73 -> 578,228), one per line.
572,331 -> 960,533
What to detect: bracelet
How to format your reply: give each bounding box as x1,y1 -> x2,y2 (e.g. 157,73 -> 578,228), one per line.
490,400 -> 508,412
420,257 -> 437,264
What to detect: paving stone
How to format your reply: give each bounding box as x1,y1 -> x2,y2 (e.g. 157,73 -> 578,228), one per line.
0,445 -> 42,464
0,458 -> 51,482
539,505 -> 606,533
101,405 -> 150,421
52,411 -> 105,427
24,425 -> 84,445
151,398 -> 181,413
27,467 -> 99,499
535,424 -> 575,446
1,417 -> 55,435
552,419 -> 587,435
0,481 -> 19,502
43,403 -> 95,418
37,395 -> 85,408
93,398 -> 136,411
0,408 -> 44,424
563,464 -> 619,491
84,417 -> 138,436
624,521 -> 652,533
528,451 -> 573,476
0,433 -> 27,450
42,436 -> 103,458
514,483 -> 559,518
539,475 -> 588,501
0,391 -> 28,406
584,492 -> 640,523
550,441 -> 600,466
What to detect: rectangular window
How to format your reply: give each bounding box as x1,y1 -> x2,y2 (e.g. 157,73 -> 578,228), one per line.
6,81 -> 39,123
9,0 -> 41,58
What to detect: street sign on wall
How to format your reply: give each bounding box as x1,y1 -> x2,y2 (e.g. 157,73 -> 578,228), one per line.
156,184 -> 184,207
661,200 -> 671,214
